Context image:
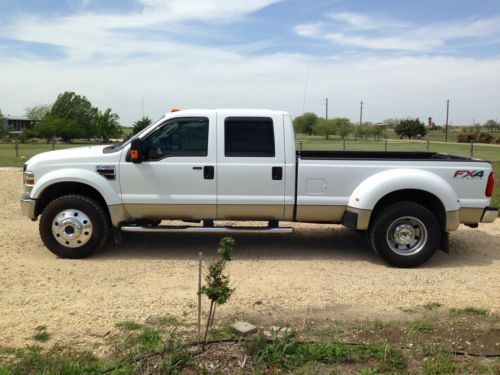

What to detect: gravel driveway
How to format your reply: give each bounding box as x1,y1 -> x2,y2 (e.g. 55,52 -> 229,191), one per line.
0,169 -> 499,347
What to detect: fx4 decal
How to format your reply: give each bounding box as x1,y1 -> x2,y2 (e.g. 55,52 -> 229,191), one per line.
453,170 -> 484,179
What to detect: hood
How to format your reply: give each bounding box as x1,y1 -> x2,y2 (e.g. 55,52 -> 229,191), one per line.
26,145 -> 116,170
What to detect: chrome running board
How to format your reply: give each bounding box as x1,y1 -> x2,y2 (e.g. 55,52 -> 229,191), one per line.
120,225 -> 293,234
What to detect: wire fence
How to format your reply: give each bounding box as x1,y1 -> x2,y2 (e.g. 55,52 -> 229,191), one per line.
295,139 -> 500,159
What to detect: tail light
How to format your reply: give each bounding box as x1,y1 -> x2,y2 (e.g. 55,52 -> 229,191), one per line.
486,172 -> 494,197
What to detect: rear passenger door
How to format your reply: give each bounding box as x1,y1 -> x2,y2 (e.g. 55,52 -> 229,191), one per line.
216,113 -> 286,220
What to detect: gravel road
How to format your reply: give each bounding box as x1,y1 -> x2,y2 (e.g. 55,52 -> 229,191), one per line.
0,169 -> 499,347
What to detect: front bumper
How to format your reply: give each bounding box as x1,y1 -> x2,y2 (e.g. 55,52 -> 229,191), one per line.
481,206 -> 498,223
20,194 -> 37,221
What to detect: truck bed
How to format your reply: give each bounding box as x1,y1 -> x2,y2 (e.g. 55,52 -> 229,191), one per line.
298,150 -> 479,161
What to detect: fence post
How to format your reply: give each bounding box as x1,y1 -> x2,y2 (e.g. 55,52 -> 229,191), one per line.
15,133 -> 19,158
426,141 -> 430,152
342,138 -> 346,151
384,139 -> 388,152
197,252 -> 203,350
470,141 -> 474,157
299,141 -> 303,152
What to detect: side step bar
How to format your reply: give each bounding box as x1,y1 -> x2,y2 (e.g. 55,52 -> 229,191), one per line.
121,225 -> 293,234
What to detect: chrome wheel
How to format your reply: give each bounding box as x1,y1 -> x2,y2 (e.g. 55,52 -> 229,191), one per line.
386,216 -> 427,256
52,209 -> 93,248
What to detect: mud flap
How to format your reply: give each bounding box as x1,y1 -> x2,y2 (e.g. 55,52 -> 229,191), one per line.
439,231 -> 449,253
112,227 -> 123,244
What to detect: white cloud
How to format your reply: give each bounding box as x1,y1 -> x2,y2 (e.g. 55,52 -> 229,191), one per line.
295,12 -> 500,52
0,3 -> 499,126
2,0 -> 282,60
1,51 -> 499,125
327,11 -> 408,30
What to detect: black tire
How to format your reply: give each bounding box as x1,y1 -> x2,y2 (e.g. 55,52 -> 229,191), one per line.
39,195 -> 109,258
369,201 -> 441,268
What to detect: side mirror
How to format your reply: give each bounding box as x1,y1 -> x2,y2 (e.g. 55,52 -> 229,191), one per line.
130,138 -> 142,163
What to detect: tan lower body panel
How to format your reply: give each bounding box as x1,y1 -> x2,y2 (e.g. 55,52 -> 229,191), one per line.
459,208 -> 484,224
122,204 -> 290,222
123,204 -> 215,221
345,207 -> 372,230
295,205 -> 346,223
446,210 -> 460,231
108,204 -> 129,226
217,204 -> 286,220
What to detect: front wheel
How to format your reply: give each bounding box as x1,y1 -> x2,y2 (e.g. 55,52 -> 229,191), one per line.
39,195 -> 109,258
369,201 -> 441,268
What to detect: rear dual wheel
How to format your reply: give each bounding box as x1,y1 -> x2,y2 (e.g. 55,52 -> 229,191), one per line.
40,195 -> 109,258
369,201 -> 441,268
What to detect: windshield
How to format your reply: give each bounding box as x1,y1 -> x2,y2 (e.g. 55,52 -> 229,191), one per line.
112,115 -> 167,150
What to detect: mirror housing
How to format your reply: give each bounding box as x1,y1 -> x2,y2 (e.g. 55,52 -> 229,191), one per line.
130,138 -> 142,163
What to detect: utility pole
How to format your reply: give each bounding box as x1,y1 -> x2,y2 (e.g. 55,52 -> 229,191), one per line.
445,99 -> 449,142
359,101 -> 363,126
325,98 -> 329,120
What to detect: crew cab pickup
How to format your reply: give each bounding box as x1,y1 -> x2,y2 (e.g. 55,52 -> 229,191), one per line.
20,109 -> 497,267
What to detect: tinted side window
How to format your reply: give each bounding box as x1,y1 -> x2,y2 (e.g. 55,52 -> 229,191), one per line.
142,117 -> 208,160
225,117 -> 275,157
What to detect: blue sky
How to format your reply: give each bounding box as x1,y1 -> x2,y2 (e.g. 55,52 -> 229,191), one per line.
1,0 -> 499,125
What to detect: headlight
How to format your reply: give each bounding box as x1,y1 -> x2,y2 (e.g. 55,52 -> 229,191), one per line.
23,171 -> 35,194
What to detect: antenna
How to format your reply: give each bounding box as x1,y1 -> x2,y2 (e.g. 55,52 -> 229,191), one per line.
301,64 -> 309,117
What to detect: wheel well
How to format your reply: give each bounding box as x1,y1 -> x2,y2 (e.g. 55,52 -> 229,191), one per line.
370,189 -> 446,231
35,182 -> 109,220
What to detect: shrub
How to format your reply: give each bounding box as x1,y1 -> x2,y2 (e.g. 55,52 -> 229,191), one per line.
457,132 -> 478,143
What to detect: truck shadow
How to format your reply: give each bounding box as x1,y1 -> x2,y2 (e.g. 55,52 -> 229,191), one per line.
94,225 -> 500,268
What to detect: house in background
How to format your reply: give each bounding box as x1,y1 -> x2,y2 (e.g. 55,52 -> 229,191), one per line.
1,116 -> 37,131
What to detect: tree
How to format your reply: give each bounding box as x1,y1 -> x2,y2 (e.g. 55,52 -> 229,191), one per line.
315,118 -> 336,139
24,104 -> 52,121
133,116 -> 152,134
201,237 -> 235,350
293,112 -> 318,136
355,123 -> 374,140
0,108 -> 7,138
484,119 -> 498,133
34,115 -> 83,142
96,108 -> 122,140
395,118 -> 427,139
334,117 -> 353,140
51,92 -> 98,139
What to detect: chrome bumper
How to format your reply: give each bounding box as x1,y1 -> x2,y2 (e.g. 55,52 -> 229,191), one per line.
20,194 -> 37,221
481,206 -> 498,223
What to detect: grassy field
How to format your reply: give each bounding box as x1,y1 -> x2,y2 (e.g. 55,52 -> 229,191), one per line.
1,137 -> 499,206
1,308 -> 498,374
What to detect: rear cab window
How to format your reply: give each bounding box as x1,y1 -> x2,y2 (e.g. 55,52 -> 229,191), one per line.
224,117 -> 275,157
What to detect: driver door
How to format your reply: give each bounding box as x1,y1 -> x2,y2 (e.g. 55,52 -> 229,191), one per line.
119,115 -> 217,220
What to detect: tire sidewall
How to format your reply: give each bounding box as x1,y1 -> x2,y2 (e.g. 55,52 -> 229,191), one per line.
370,202 -> 441,268
40,195 -> 108,258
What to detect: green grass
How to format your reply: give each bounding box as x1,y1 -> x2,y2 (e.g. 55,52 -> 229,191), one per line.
423,302 -> 442,311
408,321 -> 434,334
115,321 -> 143,331
32,326 -> 50,342
0,142 -> 94,168
247,332 -> 406,372
450,307 -> 488,316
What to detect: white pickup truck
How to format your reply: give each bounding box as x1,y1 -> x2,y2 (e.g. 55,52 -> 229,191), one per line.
21,109 -> 497,267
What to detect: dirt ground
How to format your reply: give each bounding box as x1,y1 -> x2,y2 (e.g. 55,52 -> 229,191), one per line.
0,169 -> 499,349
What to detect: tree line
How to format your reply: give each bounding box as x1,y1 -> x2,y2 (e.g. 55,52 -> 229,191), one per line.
0,92 -> 123,143
293,112 -> 430,140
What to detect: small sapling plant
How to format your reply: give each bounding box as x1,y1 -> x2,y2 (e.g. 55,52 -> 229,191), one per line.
200,237 -> 235,350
